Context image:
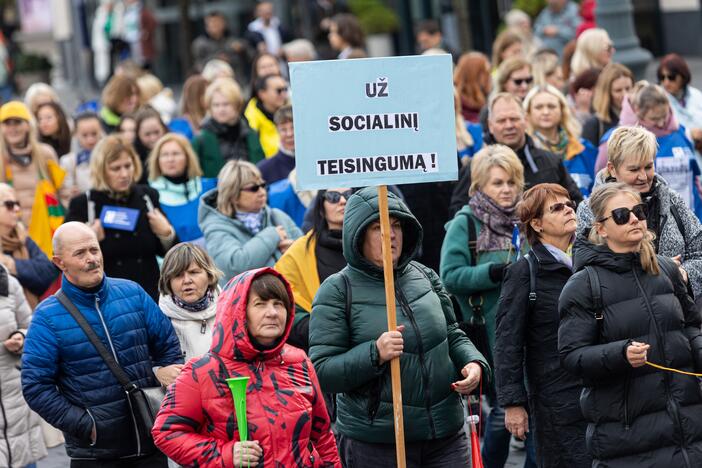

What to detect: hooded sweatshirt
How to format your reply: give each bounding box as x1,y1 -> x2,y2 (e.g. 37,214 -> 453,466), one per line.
152,267 -> 341,467
309,187 -> 488,443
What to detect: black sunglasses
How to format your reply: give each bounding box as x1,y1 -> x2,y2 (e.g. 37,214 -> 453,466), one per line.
275,86 -> 289,95
658,72 -> 678,83
241,183 -> 266,193
549,200 -> 576,213
512,76 -> 534,86
324,190 -> 353,204
599,203 -> 648,225
2,200 -> 19,210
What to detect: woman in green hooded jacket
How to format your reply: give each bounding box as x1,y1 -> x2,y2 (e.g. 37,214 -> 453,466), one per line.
309,187 -> 488,467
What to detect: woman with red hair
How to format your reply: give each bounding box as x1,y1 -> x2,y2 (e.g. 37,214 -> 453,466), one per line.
454,52 -> 492,123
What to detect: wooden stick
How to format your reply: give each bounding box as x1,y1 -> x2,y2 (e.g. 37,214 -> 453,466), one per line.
377,185 -> 406,468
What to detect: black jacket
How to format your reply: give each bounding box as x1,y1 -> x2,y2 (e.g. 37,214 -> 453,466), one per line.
558,239 -> 702,467
496,243 -> 590,467
449,134 -> 583,216
65,185 -> 176,300
581,111 -> 618,147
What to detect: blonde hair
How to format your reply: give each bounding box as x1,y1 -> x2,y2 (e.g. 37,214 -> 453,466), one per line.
571,28 -> 611,77
469,144 -> 525,196
605,126 -> 657,177
523,84 -> 582,141
136,74 -> 164,105
216,160 -> 263,217
201,59 -> 235,82
592,63 -> 634,123
158,242 -> 222,296
90,135 -> 143,190
0,117 -> 53,182
633,83 -> 669,117
454,88 -> 474,158
148,133 -> 203,181
204,78 -> 244,114
24,83 -> 59,114
532,53 -> 560,87
588,182 -> 659,274
495,56 -> 531,93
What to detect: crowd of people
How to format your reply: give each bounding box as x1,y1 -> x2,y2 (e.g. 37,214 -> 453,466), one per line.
1,1 -> 702,468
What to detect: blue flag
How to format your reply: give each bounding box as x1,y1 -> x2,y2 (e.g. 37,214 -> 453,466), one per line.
511,224 -> 521,261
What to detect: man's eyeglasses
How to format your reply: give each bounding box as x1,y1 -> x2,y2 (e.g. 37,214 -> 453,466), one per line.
548,200 -> 576,213
324,190 -> 354,204
241,183 -> 266,193
276,86 -> 289,95
598,203 -> 648,225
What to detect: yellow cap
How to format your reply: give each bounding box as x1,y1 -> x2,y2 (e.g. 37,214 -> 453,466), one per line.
0,101 -> 31,123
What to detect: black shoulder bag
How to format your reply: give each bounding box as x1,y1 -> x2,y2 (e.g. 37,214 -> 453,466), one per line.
55,290 -> 165,442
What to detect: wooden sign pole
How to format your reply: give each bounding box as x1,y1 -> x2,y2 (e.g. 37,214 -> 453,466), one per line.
377,185 -> 406,468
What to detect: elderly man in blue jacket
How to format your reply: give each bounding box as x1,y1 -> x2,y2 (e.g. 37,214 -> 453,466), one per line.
21,222 -> 183,467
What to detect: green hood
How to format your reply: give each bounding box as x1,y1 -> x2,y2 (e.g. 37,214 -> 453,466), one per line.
342,187 -> 423,274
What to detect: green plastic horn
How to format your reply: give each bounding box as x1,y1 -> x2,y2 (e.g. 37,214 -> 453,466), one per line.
226,376 -> 250,442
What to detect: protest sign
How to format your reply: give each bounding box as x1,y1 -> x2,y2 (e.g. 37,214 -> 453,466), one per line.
289,54 -> 457,190
290,55 -> 457,468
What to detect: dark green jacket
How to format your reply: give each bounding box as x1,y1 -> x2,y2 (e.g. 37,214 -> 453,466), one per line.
309,187 -> 489,443
192,119 -> 264,178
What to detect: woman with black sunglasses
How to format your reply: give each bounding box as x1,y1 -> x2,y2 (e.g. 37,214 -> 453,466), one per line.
275,187 -> 351,352
199,160 -> 301,284
559,182 -> 702,467
577,125 -> 702,298
494,182 -> 590,468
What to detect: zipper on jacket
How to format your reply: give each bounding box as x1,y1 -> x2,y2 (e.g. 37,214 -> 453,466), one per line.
632,268 -> 691,466
200,319 -> 207,334
395,286 -> 437,439
95,297 -> 142,456
0,377 -> 12,468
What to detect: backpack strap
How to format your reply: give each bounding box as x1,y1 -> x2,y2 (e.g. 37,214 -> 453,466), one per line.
670,203 -> 685,238
584,266 -> 604,321
456,212 -> 484,320
525,252 -> 538,314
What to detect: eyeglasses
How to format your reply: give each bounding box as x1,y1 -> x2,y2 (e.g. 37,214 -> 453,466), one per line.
605,43 -> 615,53
241,183 -> 266,193
275,86 -> 289,95
1,200 -> 19,210
658,72 -> 679,83
598,203 -> 647,225
324,189 -> 353,204
548,200 -> 576,213
511,76 -> 534,87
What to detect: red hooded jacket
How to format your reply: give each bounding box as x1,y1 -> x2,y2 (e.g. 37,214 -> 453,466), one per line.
152,268 -> 340,467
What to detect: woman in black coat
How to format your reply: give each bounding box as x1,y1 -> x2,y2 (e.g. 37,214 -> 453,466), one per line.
559,182 -> 702,467
65,135 -> 177,300
495,183 -> 590,468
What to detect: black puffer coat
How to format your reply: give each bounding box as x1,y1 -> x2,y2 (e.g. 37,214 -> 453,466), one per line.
495,243 -> 590,468
558,240 -> 702,467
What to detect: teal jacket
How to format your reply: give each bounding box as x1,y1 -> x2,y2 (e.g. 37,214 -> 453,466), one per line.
440,205 -> 525,354
309,187 -> 488,443
197,188 -> 302,283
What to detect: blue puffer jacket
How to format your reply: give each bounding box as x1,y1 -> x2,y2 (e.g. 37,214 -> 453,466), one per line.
21,276 -> 183,460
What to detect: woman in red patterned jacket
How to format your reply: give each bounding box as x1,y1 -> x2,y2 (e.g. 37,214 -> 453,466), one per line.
152,267 -> 341,467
